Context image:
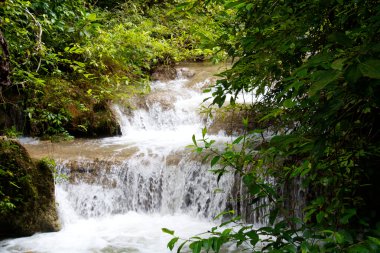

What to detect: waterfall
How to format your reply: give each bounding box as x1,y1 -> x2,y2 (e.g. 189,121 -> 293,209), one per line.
52,72 -> 237,221
0,64 -> 241,253
56,153 -> 234,220
1,64 -> 307,253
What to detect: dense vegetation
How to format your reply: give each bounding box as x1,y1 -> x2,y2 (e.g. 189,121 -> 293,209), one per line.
0,0 -> 220,139
164,0 -> 380,252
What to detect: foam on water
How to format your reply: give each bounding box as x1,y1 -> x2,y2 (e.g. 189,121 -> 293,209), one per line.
1,211 -> 215,253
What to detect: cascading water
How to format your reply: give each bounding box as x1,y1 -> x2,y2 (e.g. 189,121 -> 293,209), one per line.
56,153 -> 233,220
0,64 -> 243,253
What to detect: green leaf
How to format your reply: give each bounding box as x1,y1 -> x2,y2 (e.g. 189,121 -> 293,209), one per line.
242,174 -> 254,185
295,68 -> 308,78
202,127 -> 207,138
176,2 -> 192,10
242,117 -> 249,127
192,135 -> 197,146
317,211 -> 325,223
222,228 -> 232,236
87,13 -> 97,21
247,184 -> 260,195
189,241 -> 202,253
211,156 -> 221,167
309,70 -> 340,96
246,231 -> 259,246
162,228 -> 175,235
334,232 -> 345,244
283,99 -> 296,109
281,244 -> 297,253
269,209 -> 279,225
340,209 -> 356,224
232,136 -> 244,144
331,58 -> 346,71
343,63 -> 361,82
348,245 -> 370,253
177,241 -> 187,253
74,61 -> 85,67
168,237 -> 179,250
225,1 -> 245,9
368,236 -> 380,246
259,108 -> 283,122
300,241 -> 310,253
327,32 -> 352,47
359,60 -> 380,79
213,210 -> 235,220
212,237 -> 223,252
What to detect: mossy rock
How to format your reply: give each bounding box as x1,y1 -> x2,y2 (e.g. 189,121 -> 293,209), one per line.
0,138 -> 60,238
67,101 -> 121,138
207,104 -> 284,136
25,78 -> 120,138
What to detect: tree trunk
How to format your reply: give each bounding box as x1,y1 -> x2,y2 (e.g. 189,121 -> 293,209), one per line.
0,28 -> 11,89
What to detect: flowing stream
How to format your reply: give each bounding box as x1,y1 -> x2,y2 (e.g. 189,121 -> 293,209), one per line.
1,63 -> 246,253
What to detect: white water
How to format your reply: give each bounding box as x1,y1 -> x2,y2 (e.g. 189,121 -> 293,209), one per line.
106,76 -> 232,153
2,211 -> 215,253
1,66 -> 242,253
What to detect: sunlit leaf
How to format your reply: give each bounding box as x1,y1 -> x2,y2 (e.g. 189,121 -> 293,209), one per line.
162,228 -> 175,235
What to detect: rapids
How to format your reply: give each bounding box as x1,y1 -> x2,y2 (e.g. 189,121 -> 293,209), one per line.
0,62 -> 247,253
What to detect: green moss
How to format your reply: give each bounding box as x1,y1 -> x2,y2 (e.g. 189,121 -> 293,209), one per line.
0,138 -> 60,238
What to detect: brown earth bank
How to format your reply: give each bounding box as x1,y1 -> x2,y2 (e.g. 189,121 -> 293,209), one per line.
0,137 -> 60,239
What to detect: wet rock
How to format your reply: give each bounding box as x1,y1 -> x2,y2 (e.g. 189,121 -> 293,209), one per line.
151,65 -> 177,81
130,90 -> 180,111
67,101 -> 121,138
177,67 -> 195,79
185,74 -> 218,91
0,138 -> 60,238
145,90 -> 178,111
62,159 -> 123,187
166,151 -> 183,166
207,108 -> 254,135
207,105 -> 277,136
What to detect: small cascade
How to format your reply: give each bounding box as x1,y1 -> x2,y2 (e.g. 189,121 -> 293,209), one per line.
56,152 -> 234,220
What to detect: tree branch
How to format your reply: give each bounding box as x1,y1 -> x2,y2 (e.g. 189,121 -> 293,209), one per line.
25,8 -> 43,72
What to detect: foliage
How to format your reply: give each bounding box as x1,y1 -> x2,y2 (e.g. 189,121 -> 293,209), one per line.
3,126 -> 21,138
166,0 -> 380,252
0,0 -> 222,137
0,0 -> 96,136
